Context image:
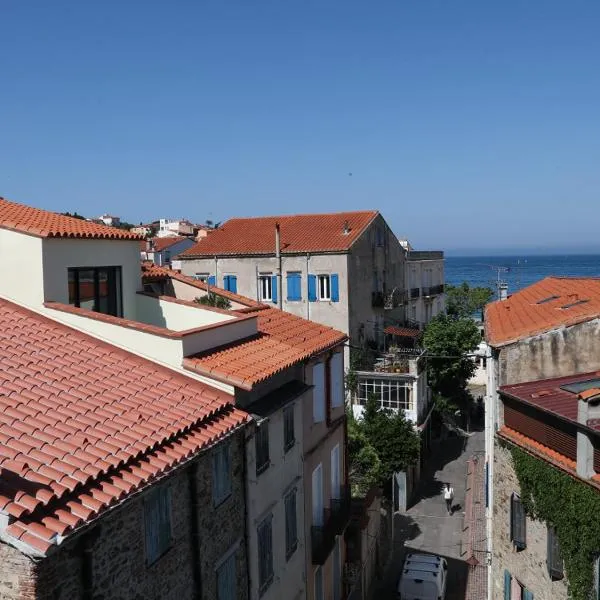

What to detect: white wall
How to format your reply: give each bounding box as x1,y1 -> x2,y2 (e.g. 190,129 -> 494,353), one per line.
171,278 -> 250,310
245,399 -> 306,600
41,238 -> 142,319
0,229 -> 45,307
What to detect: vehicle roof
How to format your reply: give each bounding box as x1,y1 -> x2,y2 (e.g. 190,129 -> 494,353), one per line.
406,552 -> 443,563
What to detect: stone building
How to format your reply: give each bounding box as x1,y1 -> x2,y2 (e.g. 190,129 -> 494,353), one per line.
485,277 -> 600,599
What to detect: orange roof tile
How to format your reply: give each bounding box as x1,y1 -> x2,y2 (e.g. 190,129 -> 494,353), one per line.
0,298 -> 248,555
184,307 -> 347,389
141,263 -> 262,308
485,277 -> 600,347
178,210 -> 378,257
0,197 -> 141,240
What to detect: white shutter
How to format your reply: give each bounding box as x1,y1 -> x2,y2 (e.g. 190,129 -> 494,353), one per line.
330,353 -> 344,408
331,444 -> 341,500
313,363 -> 325,423
312,464 -> 323,526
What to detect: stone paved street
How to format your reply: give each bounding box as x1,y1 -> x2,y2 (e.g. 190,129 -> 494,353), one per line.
374,427 -> 485,599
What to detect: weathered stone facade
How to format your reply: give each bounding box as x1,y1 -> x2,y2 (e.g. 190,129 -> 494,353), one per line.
0,430 -> 248,600
491,443 -> 568,600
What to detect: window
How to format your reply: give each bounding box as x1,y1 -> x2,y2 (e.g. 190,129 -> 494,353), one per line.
212,444 -> 231,506
547,526 -> 564,580
255,423 -> 270,475
216,551 -> 237,600
68,266 -> 122,317
314,566 -> 324,600
257,515 -> 273,594
357,378 -> 412,411
194,273 -> 210,282
313,362 -> 325,423
163,250 -> 171,264
144,486 -> 172,565
284,488 -> 298,559
283,405 -> 295,452
259,274 -> 273,302
318,274 -> 331,300
312,464 -> 324,526
286,271 -> 302,301
223,275 -> 237,293
330,353 -> 344,408
510,493 -> 527,550
503,572 -> 533,600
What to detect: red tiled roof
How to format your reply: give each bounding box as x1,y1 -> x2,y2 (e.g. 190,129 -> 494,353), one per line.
178,211 -> 378,257
141,263 -> 262,308
384,325 -> 420,338
140,236 -> 190,252
184,307 -> 347,389
485,277 -> 600,347
500,370 -> 600,423
0,298 -> 247,555
0,197 -> 141,240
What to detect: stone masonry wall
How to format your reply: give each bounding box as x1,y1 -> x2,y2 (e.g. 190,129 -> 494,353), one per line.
492,442 -> 568,600
26,429 -> 248,600
0,542 -> 36,600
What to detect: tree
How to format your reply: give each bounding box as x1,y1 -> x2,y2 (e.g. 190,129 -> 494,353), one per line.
446,282 -> 494,319
194,294 -> 232,310
422,314 -> 481,401
347,410 -> 382,497
61,211 -> 86,220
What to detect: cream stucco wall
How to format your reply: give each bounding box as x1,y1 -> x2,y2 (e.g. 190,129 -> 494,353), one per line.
41,237 -> 142,319
405,257 -> 445,327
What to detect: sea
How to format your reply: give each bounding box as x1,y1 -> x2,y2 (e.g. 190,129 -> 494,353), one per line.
445,255 -> 600,300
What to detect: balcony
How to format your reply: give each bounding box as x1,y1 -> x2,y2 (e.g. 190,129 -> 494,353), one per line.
422,284 -> 445,297
371,291 -> 385,308
311,487 -> 352,565
410,287 -> 420,299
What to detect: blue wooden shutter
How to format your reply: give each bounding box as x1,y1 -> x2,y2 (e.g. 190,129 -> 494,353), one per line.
217,552 -> 236,600
308,274 -> 317,302
287,273 -> 301,301
504,570 -> 511,600
226,275 -> 237,293
331,274 -> 339,302
271,275 -> 278,304
223,275 -> 230,290
208,275 -> 216,286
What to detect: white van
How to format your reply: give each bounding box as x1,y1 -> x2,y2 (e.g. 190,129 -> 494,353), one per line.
396,552 -> 448,600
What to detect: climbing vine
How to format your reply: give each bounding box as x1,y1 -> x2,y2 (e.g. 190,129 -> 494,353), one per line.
508,445 -> 600,599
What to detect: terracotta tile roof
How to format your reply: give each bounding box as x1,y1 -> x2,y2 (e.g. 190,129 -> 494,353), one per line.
500,370 -> 600,424
140,236 -> 190,252
184,307 -> 347,389
0,298 -> 247,555
178,210 -> 378,257
384,325 -> 420,338
141,263 -> 262,308
485,277 -> 600,347
0,197 -> 141,240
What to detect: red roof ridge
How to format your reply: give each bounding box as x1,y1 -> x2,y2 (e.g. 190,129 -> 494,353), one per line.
0,197 -> 142,240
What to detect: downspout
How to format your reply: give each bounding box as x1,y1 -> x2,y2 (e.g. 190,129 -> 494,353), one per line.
214,256 -> 218,288
306,253 -> 310,320
275,223 -> 283,310
188,462 -> 203,600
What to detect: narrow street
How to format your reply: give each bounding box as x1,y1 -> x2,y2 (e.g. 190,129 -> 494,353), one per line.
374,427 -> 485,599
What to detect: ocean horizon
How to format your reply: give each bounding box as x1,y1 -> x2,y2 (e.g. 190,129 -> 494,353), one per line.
445,254 -> 600,298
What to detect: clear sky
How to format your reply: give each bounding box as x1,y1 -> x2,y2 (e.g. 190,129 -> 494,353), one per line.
2,1 -> 599,252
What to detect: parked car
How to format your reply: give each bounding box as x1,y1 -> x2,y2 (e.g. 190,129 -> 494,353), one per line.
397,552 -> 448,599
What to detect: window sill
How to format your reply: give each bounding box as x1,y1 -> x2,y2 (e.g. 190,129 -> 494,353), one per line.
256,461 -> 270,477
286,541 -> 298,561
259,575 -> 274,597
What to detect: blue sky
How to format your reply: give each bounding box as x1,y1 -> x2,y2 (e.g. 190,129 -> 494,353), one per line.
1,1 -> 599,252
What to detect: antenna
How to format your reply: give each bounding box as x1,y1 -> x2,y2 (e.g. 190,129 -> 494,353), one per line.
480,264 -> 510,300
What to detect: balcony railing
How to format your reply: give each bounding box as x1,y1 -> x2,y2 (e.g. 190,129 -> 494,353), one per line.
422,284 -> 445,297
311,486 -> 352,565
410,287 -> 420,299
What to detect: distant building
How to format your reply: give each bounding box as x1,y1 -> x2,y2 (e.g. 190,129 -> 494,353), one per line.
140,236 -> 196,267
96,213 -> 121,227
157,218 -> 195,238
131,224 -> 153,236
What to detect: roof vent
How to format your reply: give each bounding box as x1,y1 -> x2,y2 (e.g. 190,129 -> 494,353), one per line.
560,298 -> 589,310
536,295 -> 560,305
531,390 -> 552,398
343,220 -> 350,235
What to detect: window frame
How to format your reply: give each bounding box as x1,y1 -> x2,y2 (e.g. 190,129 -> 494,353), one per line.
257,514 -> 274,595
547,525 -> 564,580
212,443 -> 232,507
255,422 -> 270,476
317,274 -> 331,301
68,266 -> 123,317
284,487 -> 298,560
259,273 -> 273,302
283,405 -> 295,452
510,493 -> 527,550
144,485 -> 172,566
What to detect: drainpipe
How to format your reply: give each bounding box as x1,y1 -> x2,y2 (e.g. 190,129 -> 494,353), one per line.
188,462 -> 203,600
275,223 -> 283,310
214,256 -> 218,288
306,254 -> 311,320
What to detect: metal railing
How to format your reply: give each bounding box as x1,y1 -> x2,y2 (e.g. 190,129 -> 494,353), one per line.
311,486 -> 352,564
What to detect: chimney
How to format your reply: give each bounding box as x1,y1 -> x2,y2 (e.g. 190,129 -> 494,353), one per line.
343,220 -> 350,235
499,283 -> 508,301
576,388 -> 600,478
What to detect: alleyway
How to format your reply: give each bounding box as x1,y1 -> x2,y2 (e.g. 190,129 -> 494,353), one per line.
374,428 -> 485,599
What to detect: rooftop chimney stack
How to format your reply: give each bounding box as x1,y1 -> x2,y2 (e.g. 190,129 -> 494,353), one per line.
499,283 -> 508,301
576,389 -> 600,478
343,220 -> 350,235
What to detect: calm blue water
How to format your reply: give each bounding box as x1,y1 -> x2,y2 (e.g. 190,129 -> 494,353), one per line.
445,255 -> 600,299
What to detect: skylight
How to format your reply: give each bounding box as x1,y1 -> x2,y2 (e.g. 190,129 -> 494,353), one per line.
560,299 -> 590,309
560,378 -> 600,394
536,295 -> 560,304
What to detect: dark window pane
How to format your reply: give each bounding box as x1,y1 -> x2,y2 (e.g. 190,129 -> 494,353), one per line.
78,269 -> 96,310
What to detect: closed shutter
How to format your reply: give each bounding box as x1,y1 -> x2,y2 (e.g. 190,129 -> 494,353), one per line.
504,570 -> 511,600
257,516 -> 273,590
308,274 -> 317,301
271,275 -> 278,304
330,352 -> 343,408
511,494 -> 526,549
285,489 -> 297,557
287,273 -> 301,301
223,275 -> 237,293
312,464 -> 323,526
331,274 -> 339,302
313,363 -> 325,423
208,275 -> 216,286
331,444 -> 341,500
547,526 -> 564,580
217,552 -> 237,600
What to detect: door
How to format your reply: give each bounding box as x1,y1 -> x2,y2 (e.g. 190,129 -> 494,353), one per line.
312,464 -> 323,526
331,444 -> 340,500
